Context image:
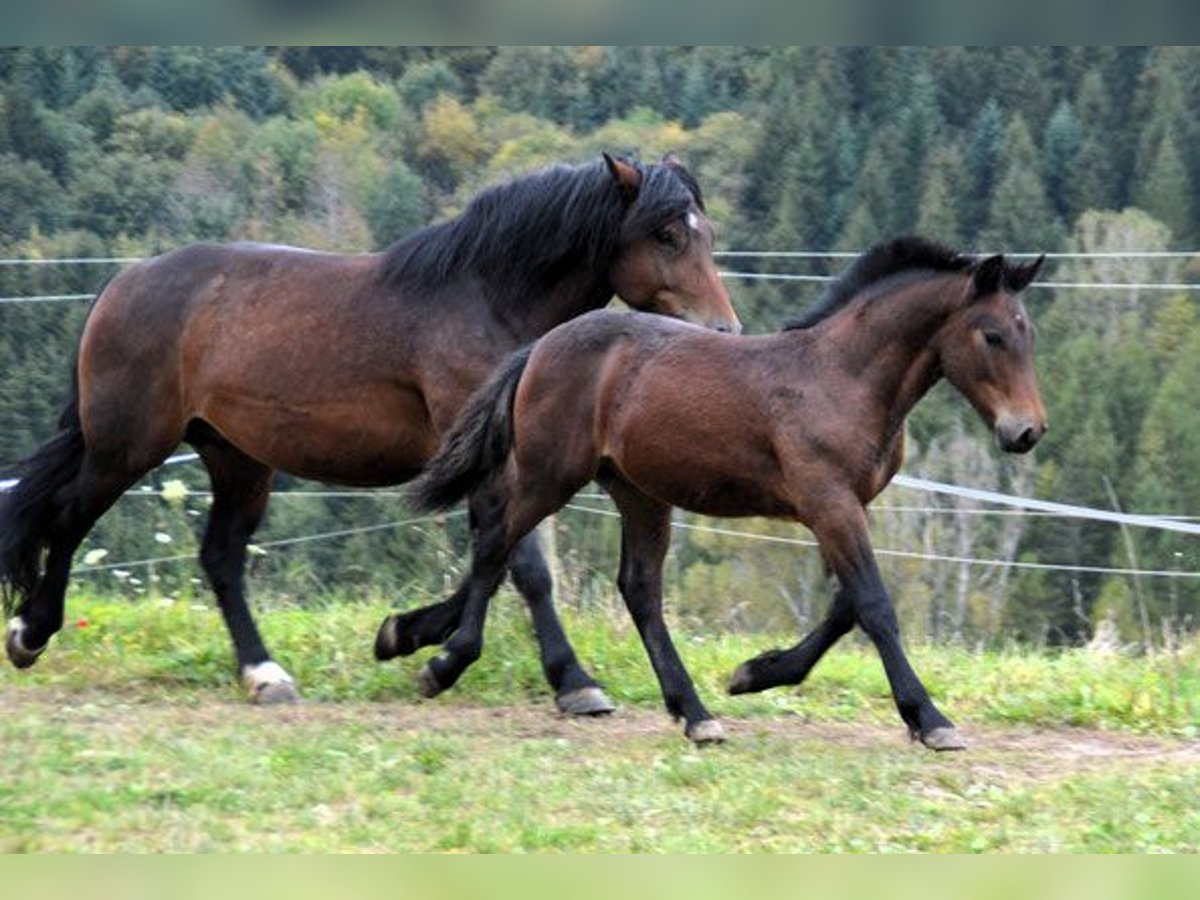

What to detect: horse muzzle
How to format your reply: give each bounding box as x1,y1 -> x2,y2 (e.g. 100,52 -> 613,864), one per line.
995,414 -> 1047,454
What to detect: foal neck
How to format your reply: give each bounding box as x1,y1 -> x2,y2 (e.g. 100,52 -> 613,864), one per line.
821,271 -> 969,421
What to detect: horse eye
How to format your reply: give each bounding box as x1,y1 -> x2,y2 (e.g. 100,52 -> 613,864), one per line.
654,227 -> 681,249
984,332 -> 1005,349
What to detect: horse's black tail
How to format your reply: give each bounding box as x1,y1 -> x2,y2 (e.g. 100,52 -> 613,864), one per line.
0,361 -> 85,617
410,347 -> 532,512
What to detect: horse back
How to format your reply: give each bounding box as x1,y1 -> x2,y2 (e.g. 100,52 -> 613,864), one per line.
74,242 -> 446,483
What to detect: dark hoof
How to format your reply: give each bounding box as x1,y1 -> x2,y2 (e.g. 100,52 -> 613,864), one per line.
374,614 -> 402,661
416,662 -> 444,699
685,719 -> 727,745
919,726 -> 967,751
727,661 -> 757,695
555,686 -> 616,717
5,618 -> 46,670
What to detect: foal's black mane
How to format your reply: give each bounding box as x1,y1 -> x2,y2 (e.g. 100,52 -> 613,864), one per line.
782,236 -> 974,331
380,157 -> 702,304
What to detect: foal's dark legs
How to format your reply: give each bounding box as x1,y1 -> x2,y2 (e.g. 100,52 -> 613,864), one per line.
730,507 -> 964,751
727,586 -> 855,695
507,532 -> 614,714
375,495 -> 612,714
605,478 -> 723,744
191,429 -> 295,703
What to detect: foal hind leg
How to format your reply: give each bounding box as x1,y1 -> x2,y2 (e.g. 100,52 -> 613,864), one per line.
7,461 -> 137,666
375,499 -> 614,714
374,494 -> 492,661
606,478 -> 722,744
191,430 -> 294,703
727,585 -> 855,694
508,531 -> 614,716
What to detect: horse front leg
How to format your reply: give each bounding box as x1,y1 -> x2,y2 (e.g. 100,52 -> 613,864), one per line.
815,504 -> 964,750
727,584 -> 855,695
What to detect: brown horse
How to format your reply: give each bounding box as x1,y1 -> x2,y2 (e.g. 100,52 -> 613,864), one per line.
1,153 -> 739,706
395,237 -> 1046,749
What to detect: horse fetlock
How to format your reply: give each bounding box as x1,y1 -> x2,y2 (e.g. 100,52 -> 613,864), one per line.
5,616 -> 47,669
242,660 -> 299,705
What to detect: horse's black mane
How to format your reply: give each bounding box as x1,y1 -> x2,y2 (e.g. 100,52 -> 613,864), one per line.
379,157 -> 702,303
782,236 -> 974,331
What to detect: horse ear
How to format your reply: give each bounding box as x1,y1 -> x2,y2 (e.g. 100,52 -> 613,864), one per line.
662,152 -> 683,168
1007,254 -> 1045,292
603,152 -> 642,202
972,254 -> 1005,297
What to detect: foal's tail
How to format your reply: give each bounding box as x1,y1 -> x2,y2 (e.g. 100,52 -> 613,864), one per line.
411,347 -> 532,512
0,360 -> 85,617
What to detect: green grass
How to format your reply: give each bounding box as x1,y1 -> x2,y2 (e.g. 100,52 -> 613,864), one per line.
3,596 -> 1199,851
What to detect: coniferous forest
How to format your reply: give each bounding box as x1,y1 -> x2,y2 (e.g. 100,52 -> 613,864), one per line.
2,47 -> 1200,648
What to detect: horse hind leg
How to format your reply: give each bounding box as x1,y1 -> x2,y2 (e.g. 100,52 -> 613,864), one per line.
507,531 -> 614,716
190,426 -> 295,704
4,455 -> 143,669
606,478 -> 723,745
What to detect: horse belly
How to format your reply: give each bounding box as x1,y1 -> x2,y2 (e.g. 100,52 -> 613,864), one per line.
198,387 -> 439,486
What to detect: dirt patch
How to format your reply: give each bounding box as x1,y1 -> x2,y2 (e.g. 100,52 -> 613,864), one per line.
6,685 -> 1198,784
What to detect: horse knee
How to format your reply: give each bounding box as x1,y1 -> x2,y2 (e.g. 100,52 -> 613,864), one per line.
510,557 -> 552,601
855,595 -> 900,640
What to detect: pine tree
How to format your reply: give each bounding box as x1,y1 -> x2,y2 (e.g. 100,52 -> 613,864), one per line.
1132,133 -> 1194,244
964,99 -> 1004,239
979,113 -> 1064,253
915,145 -> 966,247
1042,100 -> 1082,223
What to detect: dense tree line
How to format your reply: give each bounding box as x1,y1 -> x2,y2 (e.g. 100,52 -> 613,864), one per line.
2,46 -> 1199,648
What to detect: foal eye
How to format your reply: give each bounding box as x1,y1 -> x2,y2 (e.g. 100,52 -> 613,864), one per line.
984,332 -> 1005,349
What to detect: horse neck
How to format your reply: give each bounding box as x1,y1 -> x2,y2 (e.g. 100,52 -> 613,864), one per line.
491,264 -> 613,344
819,273 -> 967,435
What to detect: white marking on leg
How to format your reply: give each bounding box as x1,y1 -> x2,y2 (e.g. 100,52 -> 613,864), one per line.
241,660 -> 294,694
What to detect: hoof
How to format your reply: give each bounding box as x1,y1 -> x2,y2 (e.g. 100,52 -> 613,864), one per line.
374,614 -> 397,661
5,617 -> 46,670
555,686 -> 616,717
727,661 -> 756,695
685,719 -> 727,745
416,662 -> 444,699
919,726 -> 967,751
242,661 -> 299,705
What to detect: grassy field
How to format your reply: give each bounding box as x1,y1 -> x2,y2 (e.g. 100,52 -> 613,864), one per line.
2,597 -> 1199,852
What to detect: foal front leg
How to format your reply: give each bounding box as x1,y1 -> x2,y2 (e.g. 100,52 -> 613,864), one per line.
820,507 -> 964,750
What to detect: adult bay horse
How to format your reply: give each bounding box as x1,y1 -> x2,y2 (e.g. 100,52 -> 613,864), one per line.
1,153 -> 739,706
396,237 -> 1046,750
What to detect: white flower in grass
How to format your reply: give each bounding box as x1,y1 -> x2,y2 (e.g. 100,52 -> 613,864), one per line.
113,569 -> 131,581
154,531 -> 173,544
128,577 -> 143,586
82,548 -> 109,566
160,479 -> 189,504
247,544 -> 268,557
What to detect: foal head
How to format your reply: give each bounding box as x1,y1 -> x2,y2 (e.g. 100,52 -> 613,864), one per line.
604,153 -> 741,334
937,254 -> 1048,453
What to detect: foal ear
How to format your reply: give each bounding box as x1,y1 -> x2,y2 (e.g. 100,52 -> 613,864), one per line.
1007,254 -> 1045,292
972,254 -> 1006,297
661,151 -> 683,168
603,152 -> 642,202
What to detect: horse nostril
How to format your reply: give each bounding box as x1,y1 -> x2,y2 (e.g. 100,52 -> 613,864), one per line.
1018,426 -> 1039,451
